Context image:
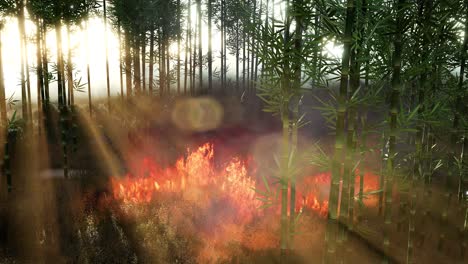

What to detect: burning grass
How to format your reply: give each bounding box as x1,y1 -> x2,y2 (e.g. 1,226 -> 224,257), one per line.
108,142 -> 380,263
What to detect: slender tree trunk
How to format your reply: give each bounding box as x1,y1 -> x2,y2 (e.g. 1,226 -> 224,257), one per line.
55,20 -> 68,179
42,22 -> 50,104
17,0 -> 28,121
357,0 -> 370,223
347,18 -> 364,234
160,30 -> 166,97
246,23 -> 250,92
36,19 -> 44,128
384,1 -> 404,262
356,0 -> 368,222
86,19 -> 92,112
141,34 -> 146,92
236,18 -> 240,91
177,0 -> 181,94
0,27 -> 6,196
118,22 -> 124,100
261,0 -> 269,80
280,1 -> 292,262
158,29 -> 163,95
55,22 -> 65,107
288,0 -> 304,251
223,0 -> 227,86
325,0 -> 355,263
250,0 -> 257,90
208,0 -> 212,92
185,0 -> 192,95
197,0 -> 203,91
220,0 -> 224,87
340,4 -> 364,260
192,12 -> 197,95
124,29 -> 133,98
23,22 -> 32,125
149,28 -> 155,94
134,36 -> 142,93
242,27 -> 246,90
103,0 -> 111,110
66,24 -> 74,106
254,0 -> 262,88
0,29 -> 7,127
166,40 -> 170,94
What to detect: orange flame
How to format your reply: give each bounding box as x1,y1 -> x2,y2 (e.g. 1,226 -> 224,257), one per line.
110,142 -> 380,262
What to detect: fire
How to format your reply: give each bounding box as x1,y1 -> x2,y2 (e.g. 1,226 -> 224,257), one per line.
111,143 -> 261,216
109,142 -> 380,262
111,142 -> 380,216
295,171 -> 379,217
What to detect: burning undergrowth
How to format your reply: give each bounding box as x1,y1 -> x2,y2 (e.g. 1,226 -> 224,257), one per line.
106,142 -> 380,263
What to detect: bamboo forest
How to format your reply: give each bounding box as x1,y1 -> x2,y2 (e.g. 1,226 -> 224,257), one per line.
0,0 -> 467,263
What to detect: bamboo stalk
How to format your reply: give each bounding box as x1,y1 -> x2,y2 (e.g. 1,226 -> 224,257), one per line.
197,0 -> 202,91
36,19 -> 43,133
184,0 -> 192,95
384,1 -> 405,261
208,0 -> 212,92
118,22 -> 124,99
280,1 -> 293,262
18,0 -> 28,122
325,1 -> 355,263
86,19 -> 92,112
103,0 -> 111,110
149,26 -> 155,94
124,29 -> 133,98
177,0 -> 181,94
0,25 -> 6,127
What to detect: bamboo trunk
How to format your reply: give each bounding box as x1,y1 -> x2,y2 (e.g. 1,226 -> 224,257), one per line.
192,12 -> 197,95
236,19 -> 240,91
177,0 -> 181,94
125,29 -> 133,98
280,1 -> 292,262
149,28 -> 155,94
36,19 -> 44,132
55,22 -> 65,107
66,25 -> 74,106
325,0 -> 355,262
0,28 -> 6,127
289,0 -> 304,250
385,1 -> 404,262
166,39 -> 170,94
208,0 -> 212,92
142,34 -> 146,92
197,0 -> 203,91
160,29 -> 166,97
134,36 -> 142,93
18,1 -> 28,121
242,25 -> 246,90
220,0 -> 224,87
250,0 -> 257,90
103,0 -> 111,110
86,19 -> 92,112
118,22 -> 124,99
42,22 -> 50,104
185,0 -> 192,94
254,0 -> 262,89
